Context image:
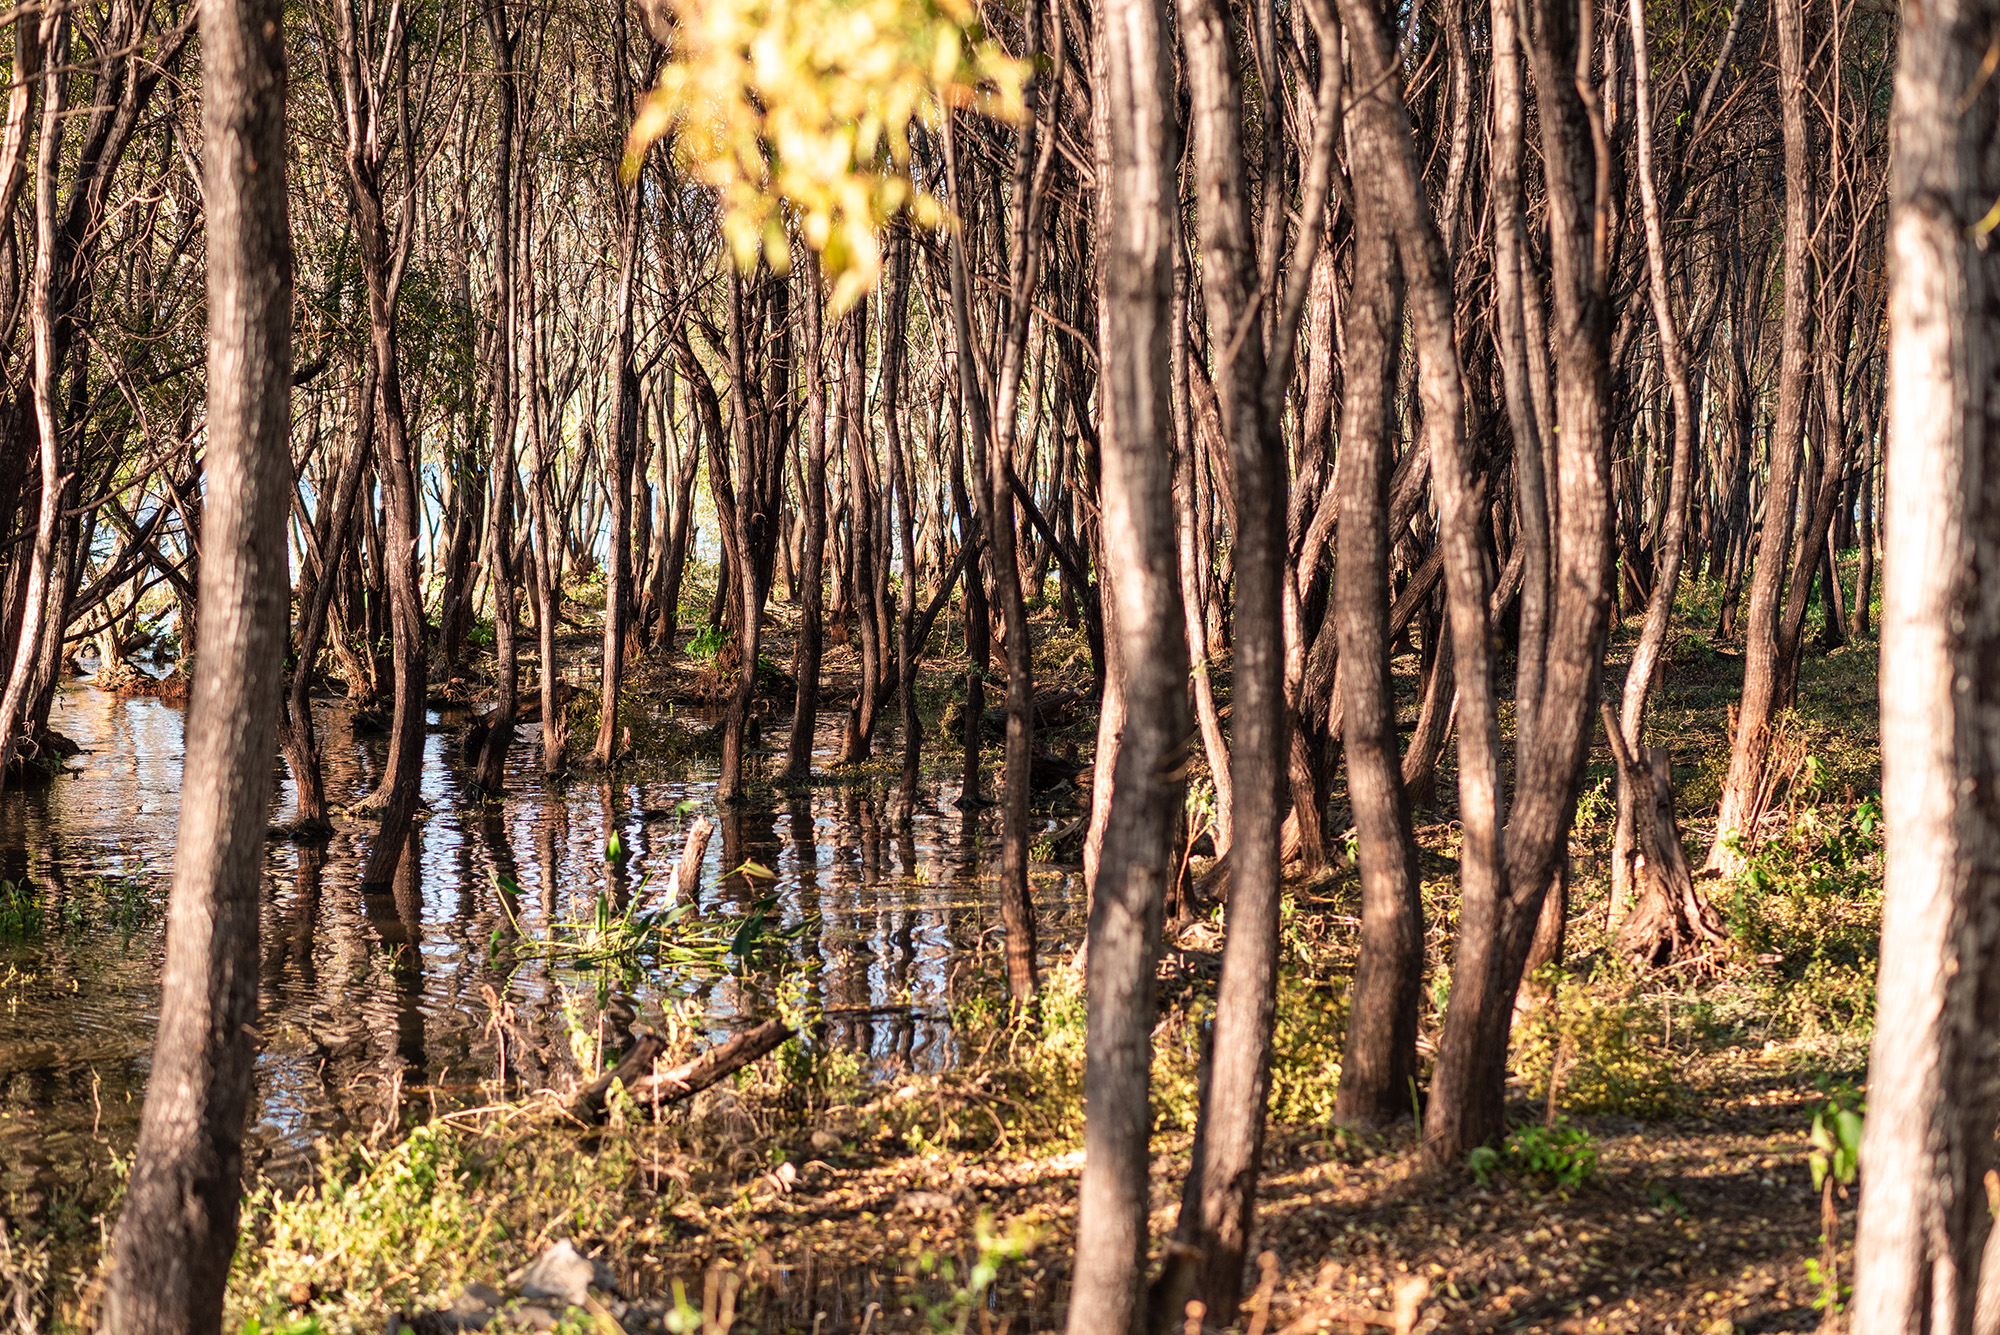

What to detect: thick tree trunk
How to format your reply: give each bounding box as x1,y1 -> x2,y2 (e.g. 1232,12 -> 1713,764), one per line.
1417,0 -> 1614,1165
1065,0 -> 1186,1318
104,4 -> 291,1324
1850,0 -> 2000,1324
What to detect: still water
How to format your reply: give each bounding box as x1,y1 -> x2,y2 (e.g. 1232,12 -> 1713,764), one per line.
0,678 -> 1082,1203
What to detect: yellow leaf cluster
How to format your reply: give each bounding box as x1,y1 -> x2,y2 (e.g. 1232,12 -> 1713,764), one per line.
627,0 -> 1026,311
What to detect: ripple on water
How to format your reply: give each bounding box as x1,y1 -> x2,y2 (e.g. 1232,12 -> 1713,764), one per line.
0,678 -> 1081,1197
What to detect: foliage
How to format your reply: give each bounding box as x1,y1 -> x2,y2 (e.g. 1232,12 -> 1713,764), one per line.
626,0 -> 1026,308
1467,1118 -> 1600,1191
1724,792 -> 1885,1038
1512,972 -> 1681,1120
687,623 -> 729,662
0,875 -> 158,942
1804,1082 -> 1864,1313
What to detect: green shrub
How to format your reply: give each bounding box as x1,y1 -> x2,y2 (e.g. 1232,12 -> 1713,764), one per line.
1467,1118 -> 1599,1190
1513,975 -> 1680,1120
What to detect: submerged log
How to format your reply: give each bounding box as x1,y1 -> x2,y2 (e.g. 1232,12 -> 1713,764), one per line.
570,1017 -> 794,1124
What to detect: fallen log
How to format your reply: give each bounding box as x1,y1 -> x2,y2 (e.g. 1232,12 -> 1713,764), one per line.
570,1017 -> 794,1124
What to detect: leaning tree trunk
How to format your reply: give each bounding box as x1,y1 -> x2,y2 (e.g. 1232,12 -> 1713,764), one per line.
1609,0 -> 1716,956
104,2 -> 292,1324
1849,0 -> 2000,1325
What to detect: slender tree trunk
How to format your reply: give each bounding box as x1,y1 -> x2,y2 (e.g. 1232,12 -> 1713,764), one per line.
282,365 -> 374,822
1172,0 -> 1291,1312
943,109 -> 1038,1001
592,105 -> 644,767
719,267 -> 763,803
1333,196 -> 1425,1129
105,2 -> 291,1322
880,233 -> 922,815
1708,0 -> 1815,872
1609,0 -> 1709,949
473,0 -> 518,793
0,20 -> 65,797
786,259 -> 830,779
838,299 -> 880,764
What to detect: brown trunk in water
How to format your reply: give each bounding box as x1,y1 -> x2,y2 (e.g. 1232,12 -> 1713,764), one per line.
592,55 -> 645,769
1850,0 -> 2000,1319
283,364 -> 375,823
785,258 -> 830,780
104,1 -> 291,1323
880,233 -> 922,815
719,268 -> 764,803
837,297 -> 879,764
473,0 -> 518,794
943,106 -> 1037,1002
326,0 -> 425,887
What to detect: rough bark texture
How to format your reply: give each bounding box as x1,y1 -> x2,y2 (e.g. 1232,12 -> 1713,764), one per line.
1850,0 -> 2000,1325
1707,0 -> 1814,873
1172,0 -> 1291,1314
1333,197 -> 1425,1130
104,0 -> 291,1324
1063,0 -> 1185,1320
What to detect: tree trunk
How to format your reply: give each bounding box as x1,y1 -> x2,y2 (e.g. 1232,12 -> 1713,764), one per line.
104,3 -> 291,1323
592,98 -> 644,768
473,0 -> 518,794
1064,0 -> 1186,1317
1333,195 -> 1425,1129
1849,0 -> 2000,1323
1170,0 -> 1294,1313
1708,0 -> 1815,873
786,258 -> 830,779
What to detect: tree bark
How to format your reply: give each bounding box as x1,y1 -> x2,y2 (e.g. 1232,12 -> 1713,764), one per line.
1065,0 -> 1186,1316
105,1 -> 291,1323
1849,0 -> 2000,1323
1707,0 -> 1815,873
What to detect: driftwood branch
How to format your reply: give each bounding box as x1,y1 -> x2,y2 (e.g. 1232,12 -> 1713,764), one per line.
571,1017 -> 794,1124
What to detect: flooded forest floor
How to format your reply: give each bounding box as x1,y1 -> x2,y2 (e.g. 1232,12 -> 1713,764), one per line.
0,565 -> 1883,1334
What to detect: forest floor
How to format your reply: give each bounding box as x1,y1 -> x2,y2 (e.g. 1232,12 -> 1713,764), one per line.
10,564 -> 1885,1335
